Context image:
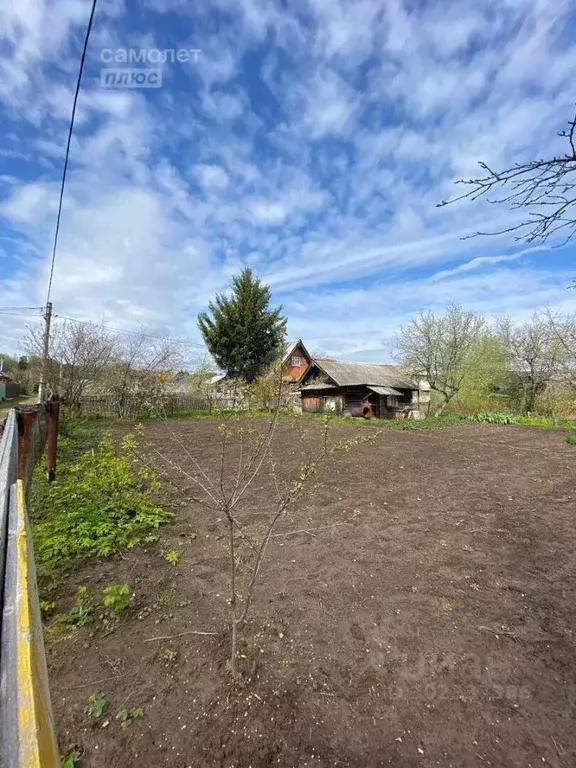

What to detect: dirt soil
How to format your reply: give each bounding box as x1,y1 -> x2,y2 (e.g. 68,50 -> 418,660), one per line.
46,418 -> 576,768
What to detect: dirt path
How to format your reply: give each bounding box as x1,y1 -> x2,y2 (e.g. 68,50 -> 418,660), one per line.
47,419 -> 576,767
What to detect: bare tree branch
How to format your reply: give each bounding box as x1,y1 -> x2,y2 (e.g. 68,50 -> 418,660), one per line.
438,110 -> 576,245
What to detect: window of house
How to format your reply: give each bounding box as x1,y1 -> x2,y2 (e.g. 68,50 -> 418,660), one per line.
291,355 -> 301,367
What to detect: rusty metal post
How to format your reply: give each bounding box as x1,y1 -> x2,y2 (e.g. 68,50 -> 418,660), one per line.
17,410 -> 37,481
46,398 -> 60,482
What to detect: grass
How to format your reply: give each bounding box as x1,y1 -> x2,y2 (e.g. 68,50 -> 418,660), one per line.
0,393 -> 37,418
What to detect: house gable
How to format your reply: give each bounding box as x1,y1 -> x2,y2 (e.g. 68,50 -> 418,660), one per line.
298,360 -> 337,388
281,340 -> 312,383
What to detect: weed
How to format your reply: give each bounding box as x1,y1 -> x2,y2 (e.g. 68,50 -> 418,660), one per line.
163,648 -> 178,663
102,584 -> 132,614
40,599 -> 56,617
86,693 -> 108,718
31,428 -> 171,580
66,587 -> 95,628
164,549 -> 181,566
60,744 -> 82,767
566,432 -> 576,446
117,707 -> 144,728
154,587 -> 174,608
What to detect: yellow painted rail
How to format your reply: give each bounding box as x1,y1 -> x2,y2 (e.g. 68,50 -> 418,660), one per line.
1,407 -> 59,767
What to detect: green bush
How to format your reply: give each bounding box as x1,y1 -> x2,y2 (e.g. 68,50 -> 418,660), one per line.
566,432 -> 576,446
31,429 -> 171,579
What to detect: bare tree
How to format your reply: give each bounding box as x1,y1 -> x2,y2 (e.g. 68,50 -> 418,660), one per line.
438,110 -> 576,245
187,356 -> 215,395
396,303 -> 485,415
104,331 -> 183,418
25,321 -> 116,408
152,402 -> 378,676
541,310 -> 576,391
496,314 -> 565,412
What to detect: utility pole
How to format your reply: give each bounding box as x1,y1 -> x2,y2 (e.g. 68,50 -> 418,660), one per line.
37,301 -> 52,403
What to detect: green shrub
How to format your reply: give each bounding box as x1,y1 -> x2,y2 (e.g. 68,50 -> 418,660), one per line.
566,432 -> 576,446
31,429 -> 171,579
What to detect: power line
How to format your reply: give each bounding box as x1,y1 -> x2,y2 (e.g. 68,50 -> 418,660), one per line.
45,0 -> 98,306
52,313 -> 207,349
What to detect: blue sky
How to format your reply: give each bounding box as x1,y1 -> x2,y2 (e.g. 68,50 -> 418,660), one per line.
1,0 -> 576,363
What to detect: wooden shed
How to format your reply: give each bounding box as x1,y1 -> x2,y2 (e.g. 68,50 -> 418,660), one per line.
298,358 -> 430,418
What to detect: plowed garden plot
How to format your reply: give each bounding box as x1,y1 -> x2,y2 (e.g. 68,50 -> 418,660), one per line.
46,418 -> 576,767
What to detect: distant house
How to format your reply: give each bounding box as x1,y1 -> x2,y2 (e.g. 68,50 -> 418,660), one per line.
298,358 -> 430,418
0,372 -> 21,402
281,340 -> 312,386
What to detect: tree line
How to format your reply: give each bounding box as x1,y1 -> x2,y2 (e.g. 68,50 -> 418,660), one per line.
2,270 -> 575,421
1,322 -> 182,416
395,303 -> 576,416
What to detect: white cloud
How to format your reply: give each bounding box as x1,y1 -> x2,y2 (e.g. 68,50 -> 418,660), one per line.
1,0 -> 576,360
284,66 -> 360,140
195,164 -> 229,190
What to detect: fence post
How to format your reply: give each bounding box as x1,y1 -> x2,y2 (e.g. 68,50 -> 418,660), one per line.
46,398 -> 60,482
16,410 -> 37,482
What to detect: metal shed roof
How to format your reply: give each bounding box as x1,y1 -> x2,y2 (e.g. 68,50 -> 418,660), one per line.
312,359 -> 417,389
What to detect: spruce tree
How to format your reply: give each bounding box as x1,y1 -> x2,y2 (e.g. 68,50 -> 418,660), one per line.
198,268 -> 286,383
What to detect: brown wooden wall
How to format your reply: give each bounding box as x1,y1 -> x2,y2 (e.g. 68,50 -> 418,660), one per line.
301,394 -> 324,413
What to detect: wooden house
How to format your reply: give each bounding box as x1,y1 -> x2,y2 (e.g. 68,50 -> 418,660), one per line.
299,358 -> 430,418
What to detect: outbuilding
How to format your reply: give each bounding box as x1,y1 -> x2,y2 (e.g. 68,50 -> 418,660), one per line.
299,358 -> 430,418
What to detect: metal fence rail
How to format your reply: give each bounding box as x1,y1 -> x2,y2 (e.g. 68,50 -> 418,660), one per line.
0,405 -> 60,768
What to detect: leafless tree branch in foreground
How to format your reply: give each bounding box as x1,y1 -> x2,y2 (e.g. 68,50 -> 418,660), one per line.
438,110 -> 576,245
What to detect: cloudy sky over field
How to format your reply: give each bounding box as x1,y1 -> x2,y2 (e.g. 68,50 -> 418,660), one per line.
1,0 -> 575,361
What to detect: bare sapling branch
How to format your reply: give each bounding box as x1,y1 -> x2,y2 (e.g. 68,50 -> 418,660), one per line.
151,367 -> 383,677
